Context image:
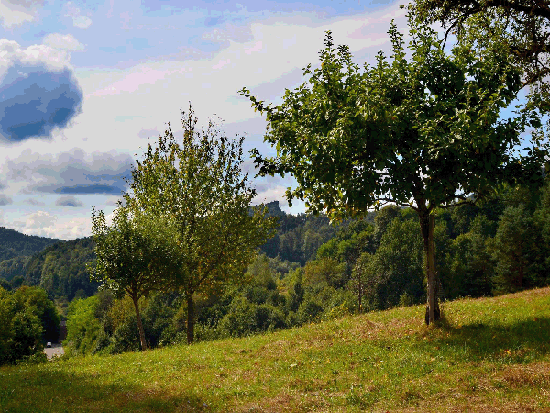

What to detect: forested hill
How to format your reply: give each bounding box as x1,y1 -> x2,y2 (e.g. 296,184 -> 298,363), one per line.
0,201 -> 345,300
24,237 -> 98,301
260,200 -> 375,265
0,227 -> 97,299
0,227 -> 60,261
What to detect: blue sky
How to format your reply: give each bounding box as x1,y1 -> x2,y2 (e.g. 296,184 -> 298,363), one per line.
0,0 -> 413,239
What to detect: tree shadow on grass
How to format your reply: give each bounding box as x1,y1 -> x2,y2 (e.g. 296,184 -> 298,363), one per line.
0,366 -> 214,413
420,316 -> 550,363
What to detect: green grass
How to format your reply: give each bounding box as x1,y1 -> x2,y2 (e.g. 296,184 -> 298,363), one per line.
2,287 -> 550,412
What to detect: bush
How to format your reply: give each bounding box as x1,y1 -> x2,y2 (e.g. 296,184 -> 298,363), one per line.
64,296 -> 102,356
19,351 -> 48,365
297,299 -> 324,325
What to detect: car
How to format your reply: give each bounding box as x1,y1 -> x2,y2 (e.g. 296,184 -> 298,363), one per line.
46,342 -> 52,348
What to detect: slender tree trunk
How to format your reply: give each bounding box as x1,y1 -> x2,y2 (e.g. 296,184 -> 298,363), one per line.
358,277 -> 363,313
186,293 -> 194,344
519,237 -> 524,289
420,211 -> 439,325
132,295 -> 148,351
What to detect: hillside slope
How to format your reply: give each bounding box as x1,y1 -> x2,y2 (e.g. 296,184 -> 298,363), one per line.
0,227 -> 60,263
24,237 -> 97,300
1,287 -> 549,412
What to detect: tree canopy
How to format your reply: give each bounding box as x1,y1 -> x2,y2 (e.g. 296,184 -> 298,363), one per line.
240,20 -> 548,324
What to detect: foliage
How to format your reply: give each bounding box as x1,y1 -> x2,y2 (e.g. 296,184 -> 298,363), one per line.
64,295 -> 102,356
57,178 -> 550,357
0,256 -> 29,282
0,286 -> 59,365
491,205 -> 535,293
362,218 -> 425,310
411,0 -> 550,108
443,231 -> 493,298
259,202 -> 342,265
124,104 -> 277,343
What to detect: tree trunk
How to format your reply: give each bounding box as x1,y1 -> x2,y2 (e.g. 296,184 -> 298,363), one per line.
186,293 -> 194,344
358,277 -> 363,313
132,295 -> 148,351
517,241 -> 523,289
420,211 -> 440,325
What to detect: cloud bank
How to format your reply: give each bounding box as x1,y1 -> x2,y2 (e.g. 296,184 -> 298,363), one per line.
2,148 -> 134,195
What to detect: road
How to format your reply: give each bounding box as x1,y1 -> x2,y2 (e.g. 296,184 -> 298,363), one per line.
44,343 -> 64,360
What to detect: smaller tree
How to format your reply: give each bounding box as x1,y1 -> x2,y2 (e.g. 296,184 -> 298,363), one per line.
64,295 -> 102,355
351,252 -> 374,313
88,206 -> 178,350
125,104 -> 278,343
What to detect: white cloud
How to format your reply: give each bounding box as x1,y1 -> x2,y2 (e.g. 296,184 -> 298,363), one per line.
0,0 -> 416,240
253,184 -> 289,205
64,2 -> 92,29
24,210 -> 57,229
0,39 -> 73,79
23,198 -> 45,206
202,23 -> 253,44
12,210 -> 93,239
0,0 -> 43,28
42,33 -> 85,52
76,0 -> 410,139
104,195 -> 125,206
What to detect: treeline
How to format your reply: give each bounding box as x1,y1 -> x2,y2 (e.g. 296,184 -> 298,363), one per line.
0,202 -> 342,304
0,238 -> 99,303
63,180 -> 550,356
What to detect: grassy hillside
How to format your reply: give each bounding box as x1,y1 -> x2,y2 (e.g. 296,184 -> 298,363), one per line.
1,287 -> 549,412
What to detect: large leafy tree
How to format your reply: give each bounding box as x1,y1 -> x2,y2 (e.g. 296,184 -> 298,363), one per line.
88,207 -> 178,350
410,0 -> 550,108
240,20 -> 548,324
125,104 -> 277,343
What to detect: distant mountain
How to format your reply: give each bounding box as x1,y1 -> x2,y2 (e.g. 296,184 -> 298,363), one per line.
0,227 -> 60,262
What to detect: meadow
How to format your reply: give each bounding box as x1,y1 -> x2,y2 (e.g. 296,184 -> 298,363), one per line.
1,287 -> 549,412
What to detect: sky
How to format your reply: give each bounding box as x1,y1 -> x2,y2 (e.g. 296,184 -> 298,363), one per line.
0,0 -> 416,240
